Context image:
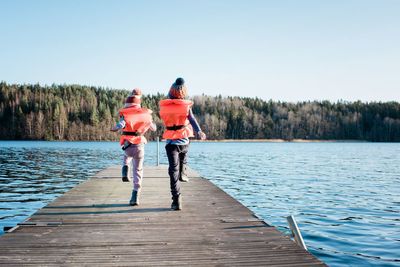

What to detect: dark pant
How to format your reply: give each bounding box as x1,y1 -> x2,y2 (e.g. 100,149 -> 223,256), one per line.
165,144 -> 189,197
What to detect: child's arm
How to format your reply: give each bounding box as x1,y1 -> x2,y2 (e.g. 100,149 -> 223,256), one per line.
188,109 -> 206,140
110,116 -> 126,132
149,122 -> 157,132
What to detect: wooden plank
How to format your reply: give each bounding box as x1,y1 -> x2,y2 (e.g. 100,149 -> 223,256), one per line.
0,165 -> 325,266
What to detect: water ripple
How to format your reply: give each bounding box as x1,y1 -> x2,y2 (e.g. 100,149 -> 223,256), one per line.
0,141 -> 399,267
188,142 -> 400,267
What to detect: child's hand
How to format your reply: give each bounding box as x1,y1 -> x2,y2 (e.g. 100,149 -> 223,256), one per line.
110,127 -> 118,132
198,131 -> 206,140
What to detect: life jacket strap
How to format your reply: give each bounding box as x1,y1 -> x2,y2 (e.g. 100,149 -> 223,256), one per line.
166,125 -> 186,131
122,131 -> 141,136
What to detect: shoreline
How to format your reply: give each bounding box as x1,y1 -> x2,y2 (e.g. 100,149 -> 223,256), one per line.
189,139 -> 369,143
1,139 -> 371,143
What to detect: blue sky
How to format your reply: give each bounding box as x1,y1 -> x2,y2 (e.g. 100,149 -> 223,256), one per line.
1,0 -> 399,101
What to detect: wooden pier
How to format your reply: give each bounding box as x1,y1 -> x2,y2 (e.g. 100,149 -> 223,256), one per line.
0,166 -> 325,266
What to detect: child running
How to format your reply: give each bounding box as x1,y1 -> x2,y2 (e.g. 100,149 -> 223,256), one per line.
159,78 -> 206,210
111,88 -> 156,206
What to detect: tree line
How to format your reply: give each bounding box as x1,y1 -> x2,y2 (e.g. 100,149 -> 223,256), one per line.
1,82 -> 399,141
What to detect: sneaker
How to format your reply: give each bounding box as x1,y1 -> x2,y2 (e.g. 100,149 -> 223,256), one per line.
171,194 -> 182,211
122,165 -> 130,182
179,164 -> 189,182
179,174 -> 189,182
129,190 -> 140,206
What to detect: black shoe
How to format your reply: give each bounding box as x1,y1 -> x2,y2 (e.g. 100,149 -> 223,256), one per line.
171,194 -> 182,211
129,190 -> 140,206
122,165 -> 130,182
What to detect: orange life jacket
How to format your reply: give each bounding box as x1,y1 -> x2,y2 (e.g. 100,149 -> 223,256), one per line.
159,99 -> 194,139
119,106 -> 153,145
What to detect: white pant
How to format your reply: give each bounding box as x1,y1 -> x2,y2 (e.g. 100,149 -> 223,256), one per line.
122,144 -> 144,191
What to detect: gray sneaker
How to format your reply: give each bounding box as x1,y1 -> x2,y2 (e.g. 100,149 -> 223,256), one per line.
179,174 -> 189,182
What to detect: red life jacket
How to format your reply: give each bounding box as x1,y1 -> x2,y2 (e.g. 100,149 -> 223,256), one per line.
159,99 -> 194,140
119,106 -> 153,145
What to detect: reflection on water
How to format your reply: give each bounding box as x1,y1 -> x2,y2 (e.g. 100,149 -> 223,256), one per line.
1,141 -> 400,267
0,142 -> 115,235
189,142 -> 400,267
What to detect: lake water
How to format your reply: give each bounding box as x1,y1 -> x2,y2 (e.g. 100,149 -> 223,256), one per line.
0,141 -> 399,266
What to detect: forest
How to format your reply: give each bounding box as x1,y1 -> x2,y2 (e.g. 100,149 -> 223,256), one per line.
1,82 -> 399,142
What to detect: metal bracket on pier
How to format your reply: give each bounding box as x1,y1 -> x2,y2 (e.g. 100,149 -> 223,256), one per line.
3,222 -> 63,233
3,226 -> 19,233
286,215 -> 307,251
18,222 -> 62,227
157,137 -> 160,166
